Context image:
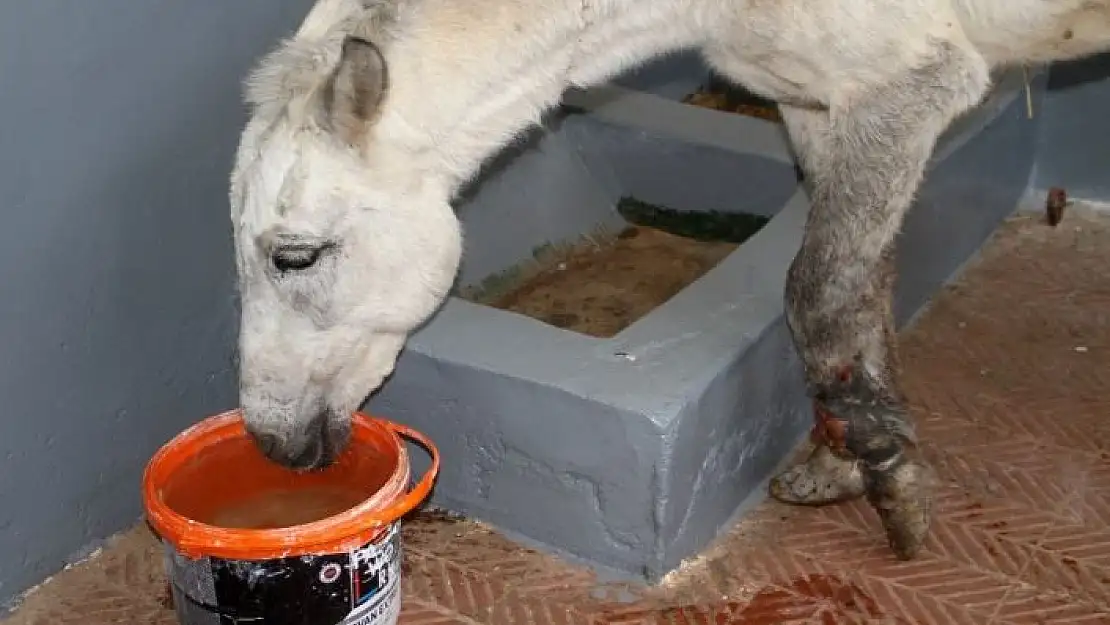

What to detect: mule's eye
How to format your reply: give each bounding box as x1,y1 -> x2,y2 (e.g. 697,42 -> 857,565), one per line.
272,245 -> 326,272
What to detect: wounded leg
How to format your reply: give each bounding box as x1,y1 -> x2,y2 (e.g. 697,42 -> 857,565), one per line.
771,42 -> 991,559
769,105 -> 867,506
810,357 -> 935,559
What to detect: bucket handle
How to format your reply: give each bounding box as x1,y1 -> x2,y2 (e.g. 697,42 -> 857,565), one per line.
370,420 -> 440,527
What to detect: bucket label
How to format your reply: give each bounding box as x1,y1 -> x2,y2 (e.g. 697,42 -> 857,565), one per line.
165,523 -> 403,625
340,524 -> 402,625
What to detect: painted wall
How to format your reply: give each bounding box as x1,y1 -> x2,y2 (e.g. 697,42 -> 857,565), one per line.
616,51 -> 1110,203
0,0 -> 314,606
1032,53 -> 1110,201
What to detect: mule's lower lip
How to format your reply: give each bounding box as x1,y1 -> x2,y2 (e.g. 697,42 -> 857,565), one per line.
284,447 -> 335,472
249,432 -> 337,471
243,410 -> 352,471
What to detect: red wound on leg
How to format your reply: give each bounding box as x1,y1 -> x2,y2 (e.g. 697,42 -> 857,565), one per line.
814,402 -> 849,453
836,364 -> 853,382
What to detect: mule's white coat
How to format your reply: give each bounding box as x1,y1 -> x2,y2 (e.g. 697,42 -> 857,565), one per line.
230,0 -> 1110,459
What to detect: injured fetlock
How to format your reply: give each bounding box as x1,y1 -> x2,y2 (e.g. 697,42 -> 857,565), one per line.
769,442 -> 866,505
809,365 -> 934,559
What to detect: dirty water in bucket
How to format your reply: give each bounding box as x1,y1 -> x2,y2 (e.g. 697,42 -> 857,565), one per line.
144,411 -> 439,625
205,485 -> 372,530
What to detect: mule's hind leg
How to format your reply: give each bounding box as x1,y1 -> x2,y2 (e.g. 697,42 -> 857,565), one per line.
775,42 -> 990,559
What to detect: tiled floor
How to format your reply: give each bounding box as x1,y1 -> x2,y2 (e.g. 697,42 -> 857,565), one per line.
5,208 -> 1110,624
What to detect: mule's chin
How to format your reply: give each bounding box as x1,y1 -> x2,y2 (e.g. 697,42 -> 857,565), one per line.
289,448 -> 338,472
250,431 -> 334,471
245,412 -> 352,472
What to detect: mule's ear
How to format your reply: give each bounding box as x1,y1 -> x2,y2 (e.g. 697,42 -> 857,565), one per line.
319,36 -> 388,145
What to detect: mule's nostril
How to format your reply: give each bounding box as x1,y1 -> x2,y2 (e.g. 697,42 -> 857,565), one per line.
244,413 -> 344,471
246,428 -> 319,470
299,411 -> 338,470
252,433 -> 282,460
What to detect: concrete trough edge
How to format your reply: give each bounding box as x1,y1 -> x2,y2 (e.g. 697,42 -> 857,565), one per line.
369,65 -> 1037,580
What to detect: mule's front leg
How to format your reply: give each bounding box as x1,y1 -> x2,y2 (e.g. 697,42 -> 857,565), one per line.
771,42 -> 991,560
769,105 -> 867,507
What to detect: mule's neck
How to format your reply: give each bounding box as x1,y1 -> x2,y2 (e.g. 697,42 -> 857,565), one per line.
360,0 -> 705,197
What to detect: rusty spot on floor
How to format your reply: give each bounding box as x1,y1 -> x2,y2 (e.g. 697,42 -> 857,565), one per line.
1046,186 -> 1068,226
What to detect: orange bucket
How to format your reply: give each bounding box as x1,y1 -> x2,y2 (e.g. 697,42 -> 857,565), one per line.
143,409 -> 439,625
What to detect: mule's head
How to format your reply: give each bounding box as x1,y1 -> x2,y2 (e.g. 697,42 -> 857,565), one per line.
230,35 -> 462,470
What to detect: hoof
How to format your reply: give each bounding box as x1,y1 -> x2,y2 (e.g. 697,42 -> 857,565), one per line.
864,456 -> 935,560
770,443 -> 866,506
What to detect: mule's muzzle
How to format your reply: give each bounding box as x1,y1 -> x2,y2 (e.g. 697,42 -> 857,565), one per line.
246,411 -> 351,471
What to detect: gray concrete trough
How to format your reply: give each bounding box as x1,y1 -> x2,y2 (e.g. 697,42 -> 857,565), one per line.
366,59 -> 1042,581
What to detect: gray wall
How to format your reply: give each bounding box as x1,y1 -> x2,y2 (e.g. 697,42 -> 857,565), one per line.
1032,53 -> 1110,201
0,0 -> 314,606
